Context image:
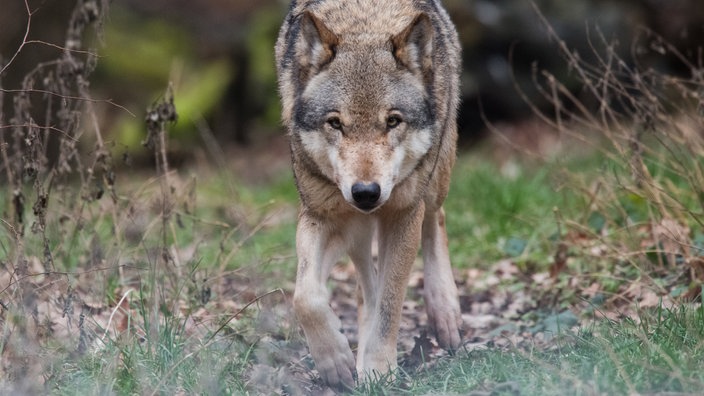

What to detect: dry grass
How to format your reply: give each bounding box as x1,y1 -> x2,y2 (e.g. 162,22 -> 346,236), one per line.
490,3 -> 704,302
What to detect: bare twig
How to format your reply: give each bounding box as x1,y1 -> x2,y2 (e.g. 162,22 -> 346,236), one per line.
0,88 -> 135,116
0,0 -> 33,76
204,288 -> 286,345
101,288 -> 135,342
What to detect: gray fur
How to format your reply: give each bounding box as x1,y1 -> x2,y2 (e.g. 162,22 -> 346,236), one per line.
276,0 -> 462,389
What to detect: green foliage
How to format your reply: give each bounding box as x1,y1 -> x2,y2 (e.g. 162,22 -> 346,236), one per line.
444,158 -> 576,267
98,6 -> 234,150
97,8 -> 195,84
380,304 -> 704,395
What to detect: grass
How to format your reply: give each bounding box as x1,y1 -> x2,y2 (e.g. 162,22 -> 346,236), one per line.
49,317 -> 253,395
445,156 -> 576,267
383,303 -> 704,396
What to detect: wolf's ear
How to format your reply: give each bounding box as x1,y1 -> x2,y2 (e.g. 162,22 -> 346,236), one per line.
391,13 -> 434,83
296,11 -> 339,82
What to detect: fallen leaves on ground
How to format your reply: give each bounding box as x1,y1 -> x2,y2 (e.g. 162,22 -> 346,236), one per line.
3,216 -> 702,395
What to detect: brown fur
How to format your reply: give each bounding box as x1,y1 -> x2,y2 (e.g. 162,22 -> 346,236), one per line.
275,0 -> 462,389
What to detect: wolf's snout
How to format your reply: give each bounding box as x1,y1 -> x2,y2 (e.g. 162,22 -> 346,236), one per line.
351,182 -> 381,210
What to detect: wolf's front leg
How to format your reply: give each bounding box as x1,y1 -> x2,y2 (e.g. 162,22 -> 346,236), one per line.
356,205 -> 425,380
422,207 -> 462,350
292,213 -> 356,389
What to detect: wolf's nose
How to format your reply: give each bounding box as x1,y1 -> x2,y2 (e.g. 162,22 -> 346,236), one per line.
351,182 -> 381,210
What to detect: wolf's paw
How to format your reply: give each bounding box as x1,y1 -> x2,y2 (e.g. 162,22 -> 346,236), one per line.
310,335 -> 357,390
427,295 -> 462,351
316,352 -> 356,390
356,343 -> 397,385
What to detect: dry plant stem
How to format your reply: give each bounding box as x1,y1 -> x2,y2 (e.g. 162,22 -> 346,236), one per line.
0,79 -> 13,187
22,40 -> 98,57
0,65 -> 22,292
529,2 -> 604,117
498,47 -> 610,161
530,1 -> 704,240
100,288 -> 134,343
0,0 -> 113,361
0,0 -> 32,77
562,219 -> 666,291
578,181 -> 602,225
140,84 -> 180,330
0,88 -> 135,116
0,219 -> 25,298
158,110 -> 179,279
204,288 -> 286,345
0,135 -> 13,187
0,124 -> 79,142
195,117 -> 231,178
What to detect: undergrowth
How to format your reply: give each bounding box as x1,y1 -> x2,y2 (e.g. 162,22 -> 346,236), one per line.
530,4 -> 704,306
375,303 -> 704,395
1,1 -> 294,394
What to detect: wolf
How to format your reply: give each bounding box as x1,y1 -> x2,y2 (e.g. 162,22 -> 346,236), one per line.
275,0 -> 462,389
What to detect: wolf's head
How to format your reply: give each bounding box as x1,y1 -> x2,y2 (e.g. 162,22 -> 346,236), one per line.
289,12 -> 437,213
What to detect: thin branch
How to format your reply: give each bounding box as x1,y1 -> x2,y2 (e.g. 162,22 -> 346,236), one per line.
0,0 -> 33,76
203,288 -> 286,345
23,40 -> 101,57
0,124 -> 80,142
100,288 -> 135,342
0,88 -> 135,117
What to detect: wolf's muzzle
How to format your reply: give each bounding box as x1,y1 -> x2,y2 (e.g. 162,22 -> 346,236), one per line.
351,182 -> 381,211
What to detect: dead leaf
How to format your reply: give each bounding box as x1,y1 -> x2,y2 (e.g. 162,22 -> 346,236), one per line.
550,242 -> 569,278
652,218 -> 690,266
531,272 -> 550,285
688,257 -> 704,281
638,290 -> 661,308
115,293 -> 131,334
581,282 -> 601,299
493,259 -> 519,280
402,331 -> 435,369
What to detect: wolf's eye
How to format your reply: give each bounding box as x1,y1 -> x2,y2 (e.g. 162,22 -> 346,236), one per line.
386,115 -> 402,129
326,117 -> 342,130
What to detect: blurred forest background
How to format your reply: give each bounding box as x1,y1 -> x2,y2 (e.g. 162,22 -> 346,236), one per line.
1,0 -> 703,162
